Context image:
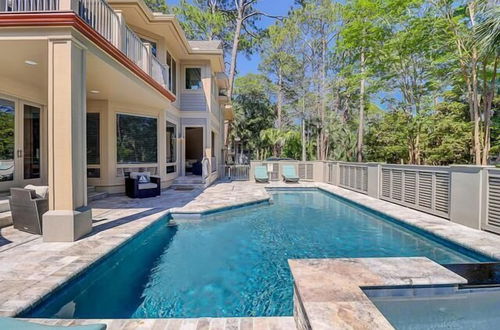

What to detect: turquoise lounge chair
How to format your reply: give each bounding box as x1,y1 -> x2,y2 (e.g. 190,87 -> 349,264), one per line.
0,318 -> 106,330
254,165 -> 269,183
282,165 -> 300,182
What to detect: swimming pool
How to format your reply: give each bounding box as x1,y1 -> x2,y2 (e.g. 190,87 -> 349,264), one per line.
367,286 -> 500,329
24,189 -> 492,319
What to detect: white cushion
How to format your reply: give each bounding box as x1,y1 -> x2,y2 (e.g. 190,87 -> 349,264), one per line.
24,185 -> 49,199
138,183 -> 158,190
130,172 -> 150,180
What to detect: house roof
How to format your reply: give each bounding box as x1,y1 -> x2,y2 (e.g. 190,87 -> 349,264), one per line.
188,40 -> 223,51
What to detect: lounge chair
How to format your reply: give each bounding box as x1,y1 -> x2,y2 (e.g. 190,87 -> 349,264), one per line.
0,317 -> 106,329
254,165 -> 269,183
282,165 -> 300,183
9,186 -> 49,235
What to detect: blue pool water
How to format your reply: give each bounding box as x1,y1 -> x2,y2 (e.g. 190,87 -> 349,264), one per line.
24,190 -> 491,319
367,286 -> 500,329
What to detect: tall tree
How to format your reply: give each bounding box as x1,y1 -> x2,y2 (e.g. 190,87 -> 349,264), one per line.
340,0 -> 387,162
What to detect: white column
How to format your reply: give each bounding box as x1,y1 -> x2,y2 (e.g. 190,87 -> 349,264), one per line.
43,38 -> 92,242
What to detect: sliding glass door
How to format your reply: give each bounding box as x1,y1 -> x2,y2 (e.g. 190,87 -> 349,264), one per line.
0,96 -> 43,192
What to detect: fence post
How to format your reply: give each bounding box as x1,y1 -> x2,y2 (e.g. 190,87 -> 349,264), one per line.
366,163 -> 380,198
59,0 -> 78,11
449,165 -> 485,230
249,161 -> 258,181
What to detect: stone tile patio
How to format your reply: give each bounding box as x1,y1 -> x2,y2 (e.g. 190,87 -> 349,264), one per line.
21,316 -> 296,330
289,257 -> 467,330
1,180 -> 500,329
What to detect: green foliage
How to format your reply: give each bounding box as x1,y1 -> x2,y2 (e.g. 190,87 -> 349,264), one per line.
231,74 -> 276,159
0,112 -> 14,160
172,0 -> 232,52
142,0 -> 169,14
420,102 -> 472,165
365,110 -> 412,163
163,0 -> 497,165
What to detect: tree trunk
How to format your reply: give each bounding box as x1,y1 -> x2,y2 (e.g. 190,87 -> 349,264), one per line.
277,69 -> 283,130
357,49 -> 365,162
302,98 -> 307,161
319,37 -> 327,160
227,15 -> 242,100
471,49 -> 481,165
482,57 -> 498,165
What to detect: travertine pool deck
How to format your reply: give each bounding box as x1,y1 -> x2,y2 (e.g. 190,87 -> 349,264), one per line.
1,180 -> 500,329
289,257 -> 467,330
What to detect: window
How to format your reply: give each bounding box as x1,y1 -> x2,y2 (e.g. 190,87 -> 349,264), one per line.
116,114 -> 157,164
185,68 -> 202,90
87,113 -> 100,165
166,51 -> 177,94
166,121 -> 177,163
166,165 -> 176,174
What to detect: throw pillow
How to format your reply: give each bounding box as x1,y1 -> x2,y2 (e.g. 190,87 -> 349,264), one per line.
138,175 -> 150,183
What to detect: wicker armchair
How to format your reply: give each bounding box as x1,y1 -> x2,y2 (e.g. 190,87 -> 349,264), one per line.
125,172 -> 161,198
9,187 -> 49,235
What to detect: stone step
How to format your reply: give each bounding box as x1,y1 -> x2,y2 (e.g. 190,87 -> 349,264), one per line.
88,191 -> 108,202
170,184 -> 205,191
0,211 -> 12,228
173,178 -> 205,185
0,198 -> 10,213
87,186 -> 96,193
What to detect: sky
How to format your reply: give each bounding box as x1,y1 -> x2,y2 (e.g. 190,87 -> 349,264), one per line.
167,0 -> 296,76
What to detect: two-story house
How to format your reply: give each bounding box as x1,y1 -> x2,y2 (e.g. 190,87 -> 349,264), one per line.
0,0 -> 233,240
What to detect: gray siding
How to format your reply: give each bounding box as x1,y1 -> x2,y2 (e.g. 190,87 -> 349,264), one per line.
180,92 -> 207,111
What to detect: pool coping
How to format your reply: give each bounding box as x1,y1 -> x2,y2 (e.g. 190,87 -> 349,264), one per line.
289,257 -> 468,330
2,181 -> 500,329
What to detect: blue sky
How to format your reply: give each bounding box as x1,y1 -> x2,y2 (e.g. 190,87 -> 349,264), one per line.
168,0 -> 296,76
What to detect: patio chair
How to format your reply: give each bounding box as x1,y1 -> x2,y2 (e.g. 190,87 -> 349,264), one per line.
254,165 -> 269,183
282,165 -> 300,183
9,186 -> 49,235
125,172 -> 161,198
0,317 -> 106,329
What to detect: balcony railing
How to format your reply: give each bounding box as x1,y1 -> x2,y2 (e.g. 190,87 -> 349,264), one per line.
1,0 -> 172,95
151,55 -> 169,90
1,0 -> 58,11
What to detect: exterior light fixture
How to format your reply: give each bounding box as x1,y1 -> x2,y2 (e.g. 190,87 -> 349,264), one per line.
24,60 -> 38,65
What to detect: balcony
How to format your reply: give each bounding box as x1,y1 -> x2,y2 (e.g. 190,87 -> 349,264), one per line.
0,0 -> 172,99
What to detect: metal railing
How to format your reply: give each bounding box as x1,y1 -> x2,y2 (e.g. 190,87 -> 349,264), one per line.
1,0 -> 58,11
211,156 -> 216,173
123,26 -> 147,71
222,165 -> 250,181
151,55 -> 169,89
78,0 -> 119,46
0,0 -> 172,95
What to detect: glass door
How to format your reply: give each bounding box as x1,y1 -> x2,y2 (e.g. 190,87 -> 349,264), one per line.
0,97 -> 43,192
0,97 -> 17,192
21,103 -> 42,185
